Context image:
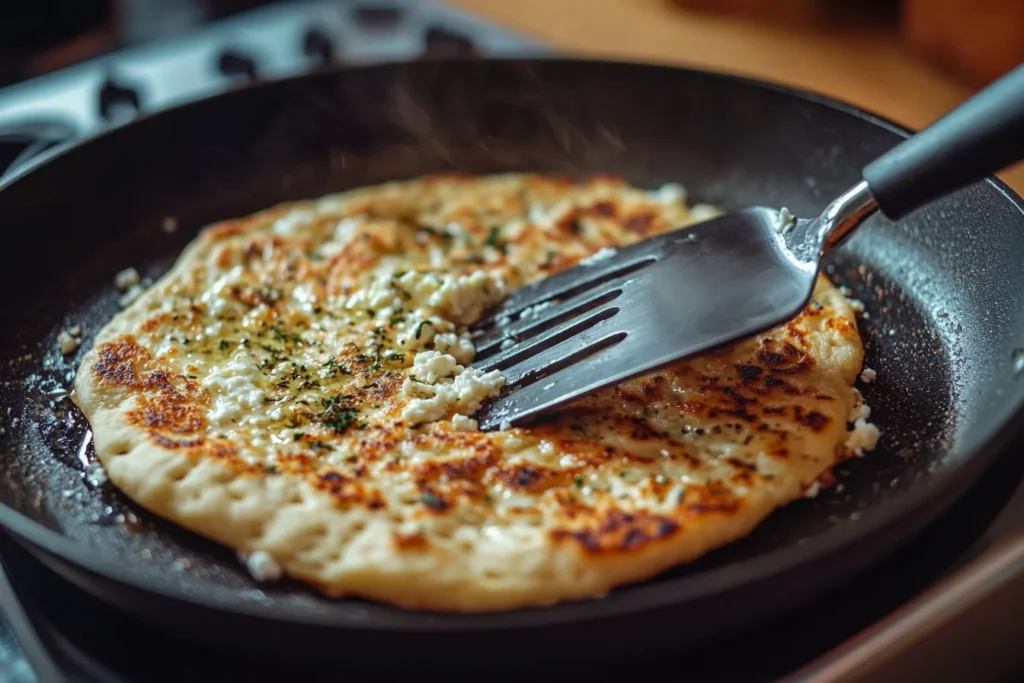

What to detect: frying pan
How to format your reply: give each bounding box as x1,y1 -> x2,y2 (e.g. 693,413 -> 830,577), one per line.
1,58 -> 1024,670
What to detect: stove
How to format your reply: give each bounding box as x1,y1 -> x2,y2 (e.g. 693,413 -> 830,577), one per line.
0,0 -> 550,179
2,3 -> 1024,682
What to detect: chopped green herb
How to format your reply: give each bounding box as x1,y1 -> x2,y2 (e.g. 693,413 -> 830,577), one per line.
323,408 -> 358,434
218,339 -> 231,351
358,421 -> 369,429
414,320 -> 430,340
417,226 -> 452,240
385,353 -> 405,362
293,432 -> 304,442
485,226 -> 502,247
421,491 -> 444,508
574,474 -> 584,489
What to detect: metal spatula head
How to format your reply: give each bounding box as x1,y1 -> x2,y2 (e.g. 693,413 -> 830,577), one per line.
471,182 -> 874,431
472,63 -> 1024,430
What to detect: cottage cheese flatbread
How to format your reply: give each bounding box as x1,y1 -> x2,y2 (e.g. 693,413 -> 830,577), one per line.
73,173 -> 875,611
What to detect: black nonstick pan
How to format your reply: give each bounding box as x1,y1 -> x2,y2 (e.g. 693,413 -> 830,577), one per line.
1,58 -> 1024,671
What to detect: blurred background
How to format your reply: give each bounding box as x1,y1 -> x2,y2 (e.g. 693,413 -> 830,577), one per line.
0,0 -> 1022,191
453,0 -> 1024,186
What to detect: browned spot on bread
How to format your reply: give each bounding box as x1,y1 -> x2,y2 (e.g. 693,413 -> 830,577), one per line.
359,372 -> 403,403
762,376 -> 799,394
92,336 -> 151,388
229,284 -> 279,309
685,498 -> 742,516
638,375 -> 667,398
622,212 -> 656,235
713,385 -> 758,422
410,448 -> 498,488
141,314 -> 172,333
681,483 -> 743,517
736,364 -> 764,383
793,406 -> 830,432
550,508 -> 680,554
128,398 -> 203,434
310,470 -> 388,510
487,462 -> 572,494
825,316 -> 856,335
755,350 -> 787,367
147,434 -> 239,464
392,531 -> 429,550
150,434 -> 204,449
755,339 -> 814,376
94,336 -> 210,440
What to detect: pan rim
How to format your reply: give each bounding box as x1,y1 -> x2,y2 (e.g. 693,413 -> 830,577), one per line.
2,56 -> 1024,631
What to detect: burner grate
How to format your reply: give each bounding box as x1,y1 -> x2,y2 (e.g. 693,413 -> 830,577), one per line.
0,0 -> 550,179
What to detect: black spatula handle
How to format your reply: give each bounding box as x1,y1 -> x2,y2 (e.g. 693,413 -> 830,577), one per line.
863,63 -> 1024,221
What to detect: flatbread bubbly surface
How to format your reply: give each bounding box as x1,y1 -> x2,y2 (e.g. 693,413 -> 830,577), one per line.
73,173 -> 875,611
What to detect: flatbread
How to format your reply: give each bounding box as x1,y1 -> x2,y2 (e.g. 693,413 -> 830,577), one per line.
73,173 -> 876,611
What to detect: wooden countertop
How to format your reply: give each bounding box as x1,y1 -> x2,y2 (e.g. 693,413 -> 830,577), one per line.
448,0 -> 1024,193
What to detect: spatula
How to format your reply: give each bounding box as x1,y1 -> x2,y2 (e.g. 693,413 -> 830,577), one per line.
471,64 -> 1024,431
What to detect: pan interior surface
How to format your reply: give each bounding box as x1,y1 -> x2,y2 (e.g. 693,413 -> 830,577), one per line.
1,60 -> 1024,630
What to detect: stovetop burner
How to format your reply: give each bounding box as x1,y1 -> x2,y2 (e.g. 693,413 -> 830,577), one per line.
0,0 -> 550,181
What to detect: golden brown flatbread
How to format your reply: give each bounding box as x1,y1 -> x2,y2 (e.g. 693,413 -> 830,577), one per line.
73,173 -> 876,611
